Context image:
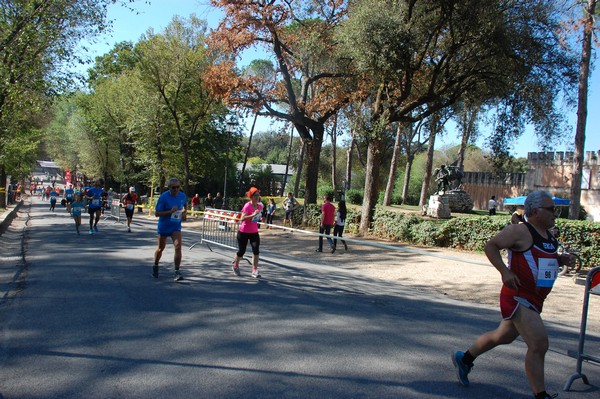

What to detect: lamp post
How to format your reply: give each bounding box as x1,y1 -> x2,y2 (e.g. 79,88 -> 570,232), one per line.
223,119 -> 238,209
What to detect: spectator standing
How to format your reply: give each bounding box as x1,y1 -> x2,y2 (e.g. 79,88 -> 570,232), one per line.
153,178 -> 187,281
488,196 -> 498,216
511,205 -> 525,224
266,198 -> 276,228
333,200 -> 348,251
282,192 -> 299,229
316,194 -> 336,253
191,194 -> 201,213
213,192 -> 223,209
203,193 -> 214,209
231,187 -> 263,278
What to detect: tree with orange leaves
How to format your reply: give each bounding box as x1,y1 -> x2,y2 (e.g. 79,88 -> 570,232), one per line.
206,0 -> 352,206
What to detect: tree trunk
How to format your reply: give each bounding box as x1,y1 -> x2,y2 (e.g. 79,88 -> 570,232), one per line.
345,131 -> 355,190
569,0 -> 596,220
282,124 -> 294,196
359,135 -> 382,236
331,115 -> 337,190
0,166 -> 6,208
401,152 -> 414,205
240,113 -> 258,195
303,125 -> 324,205
383,123 -> 402,206
294,138 -> 306,198
419,114 -> 439,207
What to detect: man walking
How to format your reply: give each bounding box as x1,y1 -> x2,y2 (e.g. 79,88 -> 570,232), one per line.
153,178 -> 187,281
452,191 -> 575,399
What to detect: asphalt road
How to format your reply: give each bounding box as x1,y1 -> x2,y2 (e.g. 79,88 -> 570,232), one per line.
0,198 -> 598,399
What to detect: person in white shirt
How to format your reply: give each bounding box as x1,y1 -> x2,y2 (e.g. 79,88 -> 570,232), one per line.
488,196 -> 498,216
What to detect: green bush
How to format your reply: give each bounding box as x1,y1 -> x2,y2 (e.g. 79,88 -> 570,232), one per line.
368,206 -> 600,270
345,189 -> 363,205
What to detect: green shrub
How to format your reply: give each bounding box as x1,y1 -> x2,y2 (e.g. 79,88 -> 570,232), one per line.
345,189 -> 363,205
411,221 -> 439,247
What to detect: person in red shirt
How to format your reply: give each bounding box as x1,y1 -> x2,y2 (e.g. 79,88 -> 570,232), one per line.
316,194 -> 336,253
121,186 -> 138,233
191,193 -> 201,214
451,191 -> 576,399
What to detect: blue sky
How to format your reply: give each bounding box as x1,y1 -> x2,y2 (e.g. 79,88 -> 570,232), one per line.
83,0 -> 600,159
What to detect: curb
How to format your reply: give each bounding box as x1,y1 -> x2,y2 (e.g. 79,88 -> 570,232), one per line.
0,200 -> 23,235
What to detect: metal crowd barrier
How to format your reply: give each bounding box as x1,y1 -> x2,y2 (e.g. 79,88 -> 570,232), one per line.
564,265 -> 600,391
189,208 -> 242,251
104,199 -> 122,223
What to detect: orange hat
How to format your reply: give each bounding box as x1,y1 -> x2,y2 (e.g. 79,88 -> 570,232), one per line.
247,187 -> 260,199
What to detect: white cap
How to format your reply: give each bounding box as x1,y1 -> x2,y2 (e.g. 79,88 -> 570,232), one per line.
129,186 -> 136,192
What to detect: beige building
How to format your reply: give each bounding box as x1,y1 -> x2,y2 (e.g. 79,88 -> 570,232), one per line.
461,150 -> 600,221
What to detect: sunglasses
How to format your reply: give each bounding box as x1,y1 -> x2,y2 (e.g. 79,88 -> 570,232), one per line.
538,206 -> 560,216
170,186 -> 180,189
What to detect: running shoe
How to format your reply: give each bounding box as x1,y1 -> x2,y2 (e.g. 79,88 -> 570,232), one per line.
174,270 -> 183,281
94,225 -> 99,233
539,394 -> 558,399
127,227 -> 131,233
452,351 -> 472,387
330,246 -> 336,253
232,263 -> 241,276
89,229 -> 93,235
251,268 -> 261,279
152,265 -> 159,278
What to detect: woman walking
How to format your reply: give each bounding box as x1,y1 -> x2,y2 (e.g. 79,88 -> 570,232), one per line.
333,200 -> 348,251
232,187 -> 263,278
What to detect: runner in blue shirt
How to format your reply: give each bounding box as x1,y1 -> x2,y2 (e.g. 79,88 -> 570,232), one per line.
49,189 -> 58,211
64,185 -> 75,214
71,194 -> 84,235
153,178 -> 187,281
85,180 -> 104,235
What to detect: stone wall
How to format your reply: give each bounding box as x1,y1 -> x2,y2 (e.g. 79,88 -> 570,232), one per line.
460,150 -> 600,221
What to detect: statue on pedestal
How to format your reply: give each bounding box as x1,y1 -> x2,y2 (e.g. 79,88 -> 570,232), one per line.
434,164 -> 450,194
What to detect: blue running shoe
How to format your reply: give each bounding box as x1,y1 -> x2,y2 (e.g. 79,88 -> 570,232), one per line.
94,225 -> 99,233
452,351 -> 472,387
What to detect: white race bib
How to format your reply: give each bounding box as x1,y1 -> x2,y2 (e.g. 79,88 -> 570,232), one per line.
170,209 -> 182,222
536,258 -> 559,288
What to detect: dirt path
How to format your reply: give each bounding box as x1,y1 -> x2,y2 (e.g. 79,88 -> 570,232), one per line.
256,225 -> 600,333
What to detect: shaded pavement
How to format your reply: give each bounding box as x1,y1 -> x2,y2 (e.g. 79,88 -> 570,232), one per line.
0,197 -> 598,398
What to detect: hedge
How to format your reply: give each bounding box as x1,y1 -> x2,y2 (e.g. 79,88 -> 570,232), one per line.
233,199 -> 600,270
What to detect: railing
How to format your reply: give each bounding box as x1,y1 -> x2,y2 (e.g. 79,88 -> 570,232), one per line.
189,208 -> 242,251
564,265 -> 600,391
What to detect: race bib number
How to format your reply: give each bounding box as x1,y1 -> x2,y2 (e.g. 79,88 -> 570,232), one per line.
72,207 -> 81,216
171,209 -> 182,222
251,214 -> 262,223
126,203 -> 134,210
92,199 -> 100,206
536,258 -> 559,288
